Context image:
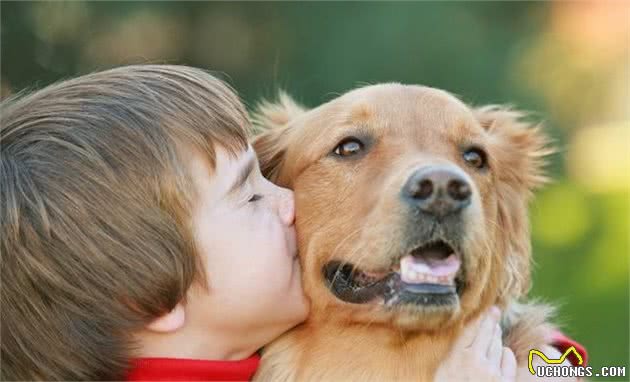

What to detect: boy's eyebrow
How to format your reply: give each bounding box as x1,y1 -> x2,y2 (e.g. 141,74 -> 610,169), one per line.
227,153 -> 256,196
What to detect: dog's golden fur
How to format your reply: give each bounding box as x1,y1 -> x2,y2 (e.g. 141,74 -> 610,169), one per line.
252,84 -> 558,381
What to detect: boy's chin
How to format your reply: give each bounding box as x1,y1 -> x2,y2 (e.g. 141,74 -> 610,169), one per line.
275,291 -> 310,330
276,304 -> 309,336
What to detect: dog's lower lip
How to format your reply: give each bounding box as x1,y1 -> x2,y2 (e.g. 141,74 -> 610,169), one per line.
400,282 -> 456,294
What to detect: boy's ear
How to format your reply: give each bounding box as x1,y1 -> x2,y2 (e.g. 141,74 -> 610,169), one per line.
251,91 -> 307,183
146,303 -> 186,333
473,106 -> 554,301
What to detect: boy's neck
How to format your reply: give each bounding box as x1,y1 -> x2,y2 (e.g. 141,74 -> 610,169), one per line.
134,328 -> 259,361
134,324 -> 263,361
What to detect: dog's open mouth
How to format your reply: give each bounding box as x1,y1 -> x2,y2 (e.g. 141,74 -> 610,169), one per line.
323,240 -> 464,306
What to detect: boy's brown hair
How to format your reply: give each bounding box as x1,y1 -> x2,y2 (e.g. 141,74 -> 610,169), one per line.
0,65 -> 249,380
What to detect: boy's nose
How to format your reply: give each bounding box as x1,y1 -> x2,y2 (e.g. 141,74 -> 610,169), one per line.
277,188 -> 295,226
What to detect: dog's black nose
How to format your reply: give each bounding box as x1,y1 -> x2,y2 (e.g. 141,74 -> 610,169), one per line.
402,167 -> 472,217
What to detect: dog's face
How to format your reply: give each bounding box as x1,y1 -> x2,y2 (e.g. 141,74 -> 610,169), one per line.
254,84 -> 549,331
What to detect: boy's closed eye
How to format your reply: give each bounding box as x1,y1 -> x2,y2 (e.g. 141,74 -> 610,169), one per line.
224,148 -> 267,206
227,150 -> 257,197
248,194 -> 264,202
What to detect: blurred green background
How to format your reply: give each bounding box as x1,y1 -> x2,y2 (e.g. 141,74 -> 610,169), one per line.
2,1 -> 628,378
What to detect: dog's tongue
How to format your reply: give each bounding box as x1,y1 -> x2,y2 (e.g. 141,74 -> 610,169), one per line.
400,254 -> 460,284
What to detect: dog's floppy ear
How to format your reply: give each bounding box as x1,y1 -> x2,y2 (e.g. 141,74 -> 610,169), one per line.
252,91 -> 307,183
475,105 -> 553,190
474,106 -> 554,300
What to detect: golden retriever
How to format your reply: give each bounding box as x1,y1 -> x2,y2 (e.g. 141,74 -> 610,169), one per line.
252,84 -> 560,381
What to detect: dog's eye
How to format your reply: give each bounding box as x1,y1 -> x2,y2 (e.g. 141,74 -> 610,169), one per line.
333,138 -> 364,157
463,148 -> 487,169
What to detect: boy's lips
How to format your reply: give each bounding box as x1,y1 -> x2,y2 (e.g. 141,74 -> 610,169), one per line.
287,227 -> 298,258
288,238 -> 298,259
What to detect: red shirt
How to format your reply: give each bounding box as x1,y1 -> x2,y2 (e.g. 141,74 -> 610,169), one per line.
127,354 -> 260,381
127,333 -> 587,381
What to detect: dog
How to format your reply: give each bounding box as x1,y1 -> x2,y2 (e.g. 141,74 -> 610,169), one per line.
252,84 -> 560,381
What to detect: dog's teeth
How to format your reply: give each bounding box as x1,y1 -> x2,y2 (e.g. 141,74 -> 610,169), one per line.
415,263 -> 431,274
401,269 -> 456,285
400,255 -> 460,285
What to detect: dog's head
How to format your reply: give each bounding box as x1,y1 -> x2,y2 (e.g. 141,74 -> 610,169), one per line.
253,84 -> 551,331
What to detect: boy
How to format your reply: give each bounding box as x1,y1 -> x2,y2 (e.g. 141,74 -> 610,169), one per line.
0,65 -> 581,381
1,65 -> 308,380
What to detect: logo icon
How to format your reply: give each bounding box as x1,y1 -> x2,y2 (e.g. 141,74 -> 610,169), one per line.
528,346 -> 583,375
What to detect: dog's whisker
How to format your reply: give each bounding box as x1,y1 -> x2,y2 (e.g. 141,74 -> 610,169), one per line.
326,227 -> 363,263
326,228 -> 364,288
